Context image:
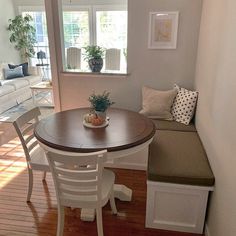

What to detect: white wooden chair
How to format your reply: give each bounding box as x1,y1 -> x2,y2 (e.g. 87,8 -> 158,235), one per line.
66,47 -> 81,69
13,107 -> 50,202
105,48 -> 121,71
41,145 -> 117,236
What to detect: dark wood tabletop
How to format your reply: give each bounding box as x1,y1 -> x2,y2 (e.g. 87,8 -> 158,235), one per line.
34,108 -> 155,153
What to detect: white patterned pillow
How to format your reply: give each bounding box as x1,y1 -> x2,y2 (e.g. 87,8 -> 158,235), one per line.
171,84 -> 198,125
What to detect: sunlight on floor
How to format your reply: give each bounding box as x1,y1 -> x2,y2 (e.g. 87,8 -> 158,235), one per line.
0,137 -> 27,189
0,138 -> 21,155
0,163 -> 26,189
0,116 -> 10,121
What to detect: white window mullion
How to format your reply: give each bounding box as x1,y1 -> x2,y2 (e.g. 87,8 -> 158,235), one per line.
90,6 -> 96,45
57,1 -> 66,71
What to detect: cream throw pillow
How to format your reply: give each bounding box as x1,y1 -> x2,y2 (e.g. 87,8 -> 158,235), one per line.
139,86 -> 178,120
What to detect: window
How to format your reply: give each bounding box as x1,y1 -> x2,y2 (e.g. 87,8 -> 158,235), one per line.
63,11 -> 89,48
61,2 -> 128,74
96,11 -> 127,49
21,11 -> 51,79
96,10 -> 127,72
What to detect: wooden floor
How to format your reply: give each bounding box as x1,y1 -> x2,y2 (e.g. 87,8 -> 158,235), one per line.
0,122 -> 203,236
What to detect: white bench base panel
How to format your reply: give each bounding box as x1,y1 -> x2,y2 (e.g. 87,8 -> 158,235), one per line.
146,181 -> 214,234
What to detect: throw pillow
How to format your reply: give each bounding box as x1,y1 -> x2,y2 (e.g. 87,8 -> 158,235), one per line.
3,66 -> 24,80
171,84 -> 198,125
139,86 -> 178,120
9,62 -> 29,76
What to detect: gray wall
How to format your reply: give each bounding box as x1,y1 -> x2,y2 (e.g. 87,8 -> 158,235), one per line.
59,0 -> 202,111
194,0 -> 236,235
0,0 -> 20,63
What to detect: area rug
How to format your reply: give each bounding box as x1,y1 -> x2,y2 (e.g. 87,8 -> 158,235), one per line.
0,93 -> 54,123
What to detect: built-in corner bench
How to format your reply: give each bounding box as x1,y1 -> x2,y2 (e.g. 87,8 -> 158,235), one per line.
146,120 -> 215,234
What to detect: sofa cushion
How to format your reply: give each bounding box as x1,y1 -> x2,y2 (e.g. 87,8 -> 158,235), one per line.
28,66 -> 40,76
152,119 -> 196,132
148,130 -> 215,186
0,63 -> 9,80
0,85 -> 15,97
23,75 -> 41,85
2,78 -> 29,89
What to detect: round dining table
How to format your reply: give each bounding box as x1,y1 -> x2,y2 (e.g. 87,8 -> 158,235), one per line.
34,108 -> 156,221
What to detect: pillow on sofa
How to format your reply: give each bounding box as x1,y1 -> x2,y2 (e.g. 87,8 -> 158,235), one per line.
3,66 -> 24,80
171,84 -> 198,125
9,62 -> 29,76
140,86 -> 178,120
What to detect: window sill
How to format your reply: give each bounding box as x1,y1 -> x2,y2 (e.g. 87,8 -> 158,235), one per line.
61,70 -> 129,79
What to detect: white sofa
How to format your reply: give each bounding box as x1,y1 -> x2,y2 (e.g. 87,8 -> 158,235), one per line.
0,63 -> 42,114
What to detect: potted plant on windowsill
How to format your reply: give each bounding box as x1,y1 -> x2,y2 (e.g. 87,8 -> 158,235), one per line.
84,45 -> 105,72
88,91 -> 115,121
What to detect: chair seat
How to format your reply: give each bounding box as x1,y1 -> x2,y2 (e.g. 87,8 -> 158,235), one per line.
60,169 -> 115,208
30,146 -> 50,171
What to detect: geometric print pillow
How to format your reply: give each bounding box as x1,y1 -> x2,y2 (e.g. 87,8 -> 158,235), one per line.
171,84 -> 198,125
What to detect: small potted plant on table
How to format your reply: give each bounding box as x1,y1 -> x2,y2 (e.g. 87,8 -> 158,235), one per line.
84,45 -> 105,72
84,91 -> 114,126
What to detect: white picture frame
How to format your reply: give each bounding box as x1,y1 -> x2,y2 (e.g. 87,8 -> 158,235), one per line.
148,11 -> 179,49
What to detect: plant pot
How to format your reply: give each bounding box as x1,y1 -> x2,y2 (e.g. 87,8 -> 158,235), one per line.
88,58 -> 103,72
95,111 -> 106,121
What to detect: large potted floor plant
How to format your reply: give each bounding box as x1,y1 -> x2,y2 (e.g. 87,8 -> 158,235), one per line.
7,14 -> 36,62
84,45 -> 105,72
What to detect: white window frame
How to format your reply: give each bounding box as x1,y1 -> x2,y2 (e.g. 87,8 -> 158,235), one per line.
62,5 -> 92,45
92,5 -> 127,45
20,2 -> 129,77
59,3 -> 128,74
18,6 -> 50,68
61,5 -> 127,47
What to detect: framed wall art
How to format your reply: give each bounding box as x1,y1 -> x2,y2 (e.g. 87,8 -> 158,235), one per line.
148,11 -> 179,49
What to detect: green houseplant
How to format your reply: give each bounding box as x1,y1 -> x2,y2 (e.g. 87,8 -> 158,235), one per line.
7,15 -> 36,62
84,45 -> 105,72
89,91 -> 114,119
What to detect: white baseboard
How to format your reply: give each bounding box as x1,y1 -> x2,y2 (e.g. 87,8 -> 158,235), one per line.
205,224 -> 211,236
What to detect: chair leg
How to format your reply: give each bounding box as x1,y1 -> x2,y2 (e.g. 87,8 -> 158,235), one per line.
57,205 -> 65,236
27,169 -> 33,202
42,171 -> 47,181
96,208 -> 104,236
109,190 -> 117,214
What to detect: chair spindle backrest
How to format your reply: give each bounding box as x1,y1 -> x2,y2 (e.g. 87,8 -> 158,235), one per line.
66,47 -> 81,69
13,107 -> 41,163
105,48 -> 121,70
45,149 -> 107,207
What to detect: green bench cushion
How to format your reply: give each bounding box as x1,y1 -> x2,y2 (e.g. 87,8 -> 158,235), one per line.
152,119 -> 197,132
148,130 -> 215,186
